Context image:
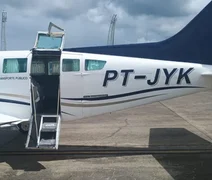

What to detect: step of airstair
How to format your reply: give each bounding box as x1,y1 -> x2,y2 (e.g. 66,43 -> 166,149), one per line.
37,115 -> 61,149
25,114 -> 61,150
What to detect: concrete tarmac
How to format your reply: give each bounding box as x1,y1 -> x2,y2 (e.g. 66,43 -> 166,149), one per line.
1,91 -> 212,179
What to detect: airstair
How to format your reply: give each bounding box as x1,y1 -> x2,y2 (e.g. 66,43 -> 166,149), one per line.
25,22 -> 64,150
25,113 -> 61,150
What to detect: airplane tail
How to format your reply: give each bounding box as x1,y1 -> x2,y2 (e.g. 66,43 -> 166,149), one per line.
66,1 -> 212,65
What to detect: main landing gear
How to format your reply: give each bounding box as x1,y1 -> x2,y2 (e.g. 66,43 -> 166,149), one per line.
18,122 -> 29,134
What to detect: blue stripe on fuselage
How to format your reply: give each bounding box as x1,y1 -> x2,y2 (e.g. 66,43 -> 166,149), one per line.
62,86 -> 203,101
0,98 -> 30,106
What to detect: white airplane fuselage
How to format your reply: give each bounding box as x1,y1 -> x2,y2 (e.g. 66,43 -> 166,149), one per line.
0,49 -> 211,126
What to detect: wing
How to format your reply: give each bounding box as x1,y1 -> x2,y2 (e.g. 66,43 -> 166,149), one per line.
0,113 -> 29,128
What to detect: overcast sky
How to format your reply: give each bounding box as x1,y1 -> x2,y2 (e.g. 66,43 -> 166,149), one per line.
0,0 -> 211,50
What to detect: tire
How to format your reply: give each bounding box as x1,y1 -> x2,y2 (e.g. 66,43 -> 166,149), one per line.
18,122 -> 29,134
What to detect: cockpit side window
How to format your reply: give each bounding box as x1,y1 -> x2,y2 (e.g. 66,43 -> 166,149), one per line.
62,59 -> 80,72
3,58 -> 27,73
85,59 -> 106,71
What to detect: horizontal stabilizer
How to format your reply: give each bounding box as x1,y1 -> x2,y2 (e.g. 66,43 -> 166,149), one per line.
202,72 -> 212,76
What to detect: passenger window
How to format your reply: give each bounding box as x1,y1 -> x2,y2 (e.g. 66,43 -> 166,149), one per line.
3,58 -> 27,73
48,61 -> 60,75
62,59 -> 80,72
85,59 -> 106,71
31,61 -> 45,74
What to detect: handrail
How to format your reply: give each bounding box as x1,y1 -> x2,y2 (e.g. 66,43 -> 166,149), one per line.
31,83 -> 39,138
48,22 -> 64,34
57,85 -> 60,115
25,114 -> 34,148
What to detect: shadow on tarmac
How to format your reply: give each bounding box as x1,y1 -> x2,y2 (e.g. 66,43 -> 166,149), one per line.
149,128 -> 212,180
0,128 -> 212,179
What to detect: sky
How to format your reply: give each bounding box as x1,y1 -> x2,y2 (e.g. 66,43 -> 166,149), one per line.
0,0 -> 211,50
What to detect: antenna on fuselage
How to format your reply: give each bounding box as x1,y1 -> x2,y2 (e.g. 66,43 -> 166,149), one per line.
1,10 -> 7,51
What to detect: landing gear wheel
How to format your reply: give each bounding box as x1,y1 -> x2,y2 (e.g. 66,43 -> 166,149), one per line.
18,122 -> 29,134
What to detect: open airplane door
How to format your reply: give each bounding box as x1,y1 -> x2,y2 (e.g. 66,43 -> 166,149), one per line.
26,22 -> 65,150
33,22 -> 65,51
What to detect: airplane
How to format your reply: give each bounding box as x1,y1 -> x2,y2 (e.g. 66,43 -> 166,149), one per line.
0,1 -> 212,150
